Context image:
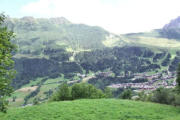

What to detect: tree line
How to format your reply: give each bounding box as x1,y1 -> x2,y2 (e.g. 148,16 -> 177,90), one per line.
50,83 -> 112,102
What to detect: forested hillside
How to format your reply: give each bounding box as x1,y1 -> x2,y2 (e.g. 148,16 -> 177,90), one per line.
4,17 -> 180,106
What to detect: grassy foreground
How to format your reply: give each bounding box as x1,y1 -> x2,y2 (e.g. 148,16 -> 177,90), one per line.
0,99 -> 180,120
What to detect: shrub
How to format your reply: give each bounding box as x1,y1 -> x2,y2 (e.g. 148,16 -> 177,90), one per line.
51,83 -> 71,101
12,96 -> 17,102
0,98 -> 8,113
137,91 -> 147,101
176,64 -> 180,92
33,98 -> 39,105
119,89 -> 132,99
71,83 -> 105,100
51,83 -> 105,101
174,94 -> 180,106
151,88 -> 169,104
148,88 -> 179,106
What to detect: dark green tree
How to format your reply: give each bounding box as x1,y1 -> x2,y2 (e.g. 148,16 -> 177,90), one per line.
71,83 -> 105,100
33,97 -> 39,105
12,96 -> 17,102
52,83 -> 71,101
151,87 -> 169,104
119,89 -> 132,99
0,14 -> 16,113
176,64 -> 180,90
71,83 -> 87,100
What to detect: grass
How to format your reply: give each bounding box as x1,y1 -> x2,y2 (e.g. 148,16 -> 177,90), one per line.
102,32 -> 180,51
8,77 -> 45,107
9,75 -> 77,107
9,77 -> 64,107
102,35 -> 126,47
121,33 -> 180,49
22,78 -> 44,88
8,91 -> 30,107
136,37 -> 180,48
1,99 -> 180,120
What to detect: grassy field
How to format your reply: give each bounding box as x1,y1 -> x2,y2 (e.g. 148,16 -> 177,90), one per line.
105,30 -> 180,50
8,77 -> 64,107
1,99 -> 180,120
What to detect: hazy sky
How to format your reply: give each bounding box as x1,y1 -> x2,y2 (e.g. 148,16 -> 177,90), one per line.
1,0 -> 180,34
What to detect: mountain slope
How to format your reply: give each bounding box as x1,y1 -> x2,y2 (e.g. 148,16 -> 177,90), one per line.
5,16 -> 111,55
1,99 -> 180,120
160,16 -> 180,39
4,17 -> 112,89
5,16 -> 180,106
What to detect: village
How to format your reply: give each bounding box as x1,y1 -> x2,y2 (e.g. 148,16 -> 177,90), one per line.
108,71 -> 177,91
75,69 -> 177,91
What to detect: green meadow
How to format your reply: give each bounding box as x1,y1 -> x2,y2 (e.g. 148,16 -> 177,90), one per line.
1,99 -> 180,120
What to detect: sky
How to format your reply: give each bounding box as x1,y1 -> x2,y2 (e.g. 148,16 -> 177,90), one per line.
1,0 -> 180,34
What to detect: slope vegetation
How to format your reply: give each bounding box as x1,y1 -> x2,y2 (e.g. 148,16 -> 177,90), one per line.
5,17 -> 180,107
1,99 -> 180,120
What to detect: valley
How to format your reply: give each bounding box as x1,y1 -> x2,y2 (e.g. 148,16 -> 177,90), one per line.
4,16 -> 180,107
1,1 -> 180,119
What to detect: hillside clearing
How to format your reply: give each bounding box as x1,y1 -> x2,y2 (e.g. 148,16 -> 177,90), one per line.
16,86 -> 38,92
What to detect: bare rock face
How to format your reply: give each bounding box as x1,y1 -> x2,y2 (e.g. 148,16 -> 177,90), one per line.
163,16 -> 180,30
161,16 -> 180,39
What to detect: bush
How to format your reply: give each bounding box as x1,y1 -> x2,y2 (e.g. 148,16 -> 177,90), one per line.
119,89 -> 132,99
71,83 -> 105,100
140,87 -> 180,106
51,83 -> 71,101
137,91 -> 148,101
33,98 -> 39,105
12,96 -> 17,102
51,83 -> 106,101
0,98 -> 8,113
151,88 -> 170,104
174,94 -> 180,106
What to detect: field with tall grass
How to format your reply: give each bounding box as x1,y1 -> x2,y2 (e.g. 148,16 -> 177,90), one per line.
1,99 -> 180,120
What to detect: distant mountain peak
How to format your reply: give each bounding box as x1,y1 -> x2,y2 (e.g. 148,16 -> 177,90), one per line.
160,16 -> 180,39
49,17 -> 71,24
20,16 -> 36,24
7,16 -> 71,25
163,16 -> 180,29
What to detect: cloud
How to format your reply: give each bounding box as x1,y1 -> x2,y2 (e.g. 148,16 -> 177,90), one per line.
20,0 -> 180,34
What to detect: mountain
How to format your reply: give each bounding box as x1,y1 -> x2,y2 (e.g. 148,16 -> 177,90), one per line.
163,16 -> 180,29
1,99 -> 180,120
161,16 -> 180,39
5,16 -> 180,106
4,17 -> 109,85
5,16 -> 110,55
5,17 -> 125,88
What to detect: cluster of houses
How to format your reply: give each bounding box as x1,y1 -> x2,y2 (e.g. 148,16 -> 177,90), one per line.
76,70 -> 177,91
109,71 -> 177,91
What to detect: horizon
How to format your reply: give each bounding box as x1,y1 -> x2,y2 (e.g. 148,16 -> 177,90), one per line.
1,0 -> 180,34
